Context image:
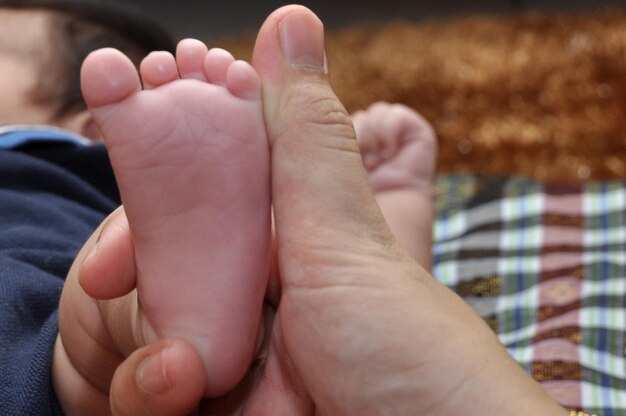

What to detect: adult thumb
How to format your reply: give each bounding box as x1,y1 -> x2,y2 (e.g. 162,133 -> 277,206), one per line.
110,339 -> 206,416
252,5 -> 403,289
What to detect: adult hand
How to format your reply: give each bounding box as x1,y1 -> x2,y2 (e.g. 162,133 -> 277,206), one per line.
54,207 -> 207,416
63,5 -> 569,415
242,5 -> 567,415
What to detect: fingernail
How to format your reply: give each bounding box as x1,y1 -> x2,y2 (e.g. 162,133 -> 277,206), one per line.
80,218 -> 110,268
81,240 -> 99,270
279,11 -> 325,68
137,350 -> 171,396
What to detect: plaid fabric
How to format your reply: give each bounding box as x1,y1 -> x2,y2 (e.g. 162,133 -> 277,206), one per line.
434,175 -> 626,416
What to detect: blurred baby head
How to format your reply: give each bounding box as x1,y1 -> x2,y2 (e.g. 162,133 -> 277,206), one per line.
0,0 -> 174,137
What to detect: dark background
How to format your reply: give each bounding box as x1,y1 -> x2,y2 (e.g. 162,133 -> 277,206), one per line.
112,0 -> 626,40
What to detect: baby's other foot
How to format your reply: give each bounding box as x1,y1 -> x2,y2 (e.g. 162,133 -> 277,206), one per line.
353,102 -> 437,268
81,40 -> 271,396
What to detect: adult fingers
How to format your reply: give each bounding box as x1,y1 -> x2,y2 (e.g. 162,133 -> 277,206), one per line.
110,339 -> 206,416
79,206 -> 136,300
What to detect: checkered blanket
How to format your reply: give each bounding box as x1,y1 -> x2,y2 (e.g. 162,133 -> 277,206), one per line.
433,175 -> 626,416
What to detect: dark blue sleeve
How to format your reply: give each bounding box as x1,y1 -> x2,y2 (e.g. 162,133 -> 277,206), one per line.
0,145 -> 118,415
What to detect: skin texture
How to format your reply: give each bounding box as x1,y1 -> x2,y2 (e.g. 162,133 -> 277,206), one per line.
54,37 -> 441,416
78,40 -> 271,397
53,5 -> 570,416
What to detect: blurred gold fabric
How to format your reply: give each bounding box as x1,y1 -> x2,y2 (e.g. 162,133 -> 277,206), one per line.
220,11 -> 626,183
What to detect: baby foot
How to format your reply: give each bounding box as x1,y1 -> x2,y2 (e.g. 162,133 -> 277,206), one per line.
353,102 -> 437,268
80,39 -> 271,396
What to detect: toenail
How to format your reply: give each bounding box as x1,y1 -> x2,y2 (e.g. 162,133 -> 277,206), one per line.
278,12 -> 325,69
